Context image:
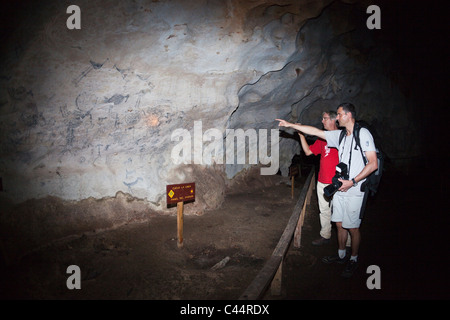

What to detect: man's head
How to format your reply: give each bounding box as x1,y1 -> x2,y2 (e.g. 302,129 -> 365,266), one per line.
336,102 -> 356,127
322,111 -> 338,131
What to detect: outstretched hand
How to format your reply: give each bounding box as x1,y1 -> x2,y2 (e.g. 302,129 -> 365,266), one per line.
276,119 -> 325,140
275,119 -> 292,128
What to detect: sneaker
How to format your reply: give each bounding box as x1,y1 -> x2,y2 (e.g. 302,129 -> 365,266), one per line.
312,237 -> 330,246
322,254 -> 348,264
341,259 -> 358,278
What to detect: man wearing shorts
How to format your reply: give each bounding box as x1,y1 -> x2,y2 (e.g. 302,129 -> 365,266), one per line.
276,103 -> 378,277
298,111 -> 339,246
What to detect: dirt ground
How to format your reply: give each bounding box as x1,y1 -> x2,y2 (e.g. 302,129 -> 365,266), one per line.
0,165 -> 447,301
0,170 -> 307,300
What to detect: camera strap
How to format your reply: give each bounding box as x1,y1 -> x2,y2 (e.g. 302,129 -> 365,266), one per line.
340,134 -> 354,174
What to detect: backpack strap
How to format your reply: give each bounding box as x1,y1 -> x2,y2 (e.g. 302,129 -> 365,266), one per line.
353,122 -> 367,166
338,129 -> 346,145
339,122 -> 369,166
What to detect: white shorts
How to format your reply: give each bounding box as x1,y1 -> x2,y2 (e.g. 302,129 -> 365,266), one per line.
331,193 -> 365,229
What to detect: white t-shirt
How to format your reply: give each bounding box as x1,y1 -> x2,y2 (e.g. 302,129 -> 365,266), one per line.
324,128 -> 376,196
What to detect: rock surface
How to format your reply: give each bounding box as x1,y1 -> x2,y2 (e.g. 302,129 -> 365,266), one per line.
0,0 -> 419,236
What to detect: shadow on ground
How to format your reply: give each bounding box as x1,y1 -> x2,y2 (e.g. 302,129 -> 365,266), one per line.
266,167 -> 447,300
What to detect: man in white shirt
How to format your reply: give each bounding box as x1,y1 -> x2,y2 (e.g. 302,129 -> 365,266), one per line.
276,103 -> 378,278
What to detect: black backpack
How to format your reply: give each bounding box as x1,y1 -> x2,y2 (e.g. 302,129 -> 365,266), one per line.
338,121 -> 384,196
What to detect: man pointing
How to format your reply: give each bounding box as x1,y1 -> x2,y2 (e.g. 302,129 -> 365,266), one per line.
276,103 -> 378,278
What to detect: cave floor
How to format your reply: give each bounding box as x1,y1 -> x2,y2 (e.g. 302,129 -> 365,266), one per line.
0,168 -> 446,300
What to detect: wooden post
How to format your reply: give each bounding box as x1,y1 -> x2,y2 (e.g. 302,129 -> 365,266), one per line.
294,171 -> 315,248
167,183 -> 195,249
291,176 -> 294,199
289,165 -> 299,200
239,169 -> 315,300
177,201 -> 184,248
294,201 -> 307,248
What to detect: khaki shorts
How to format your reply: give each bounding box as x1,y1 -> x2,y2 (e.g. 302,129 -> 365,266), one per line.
331,193 -> 365,229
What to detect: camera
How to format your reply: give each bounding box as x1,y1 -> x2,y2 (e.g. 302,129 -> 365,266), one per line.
324,162 -> 349,197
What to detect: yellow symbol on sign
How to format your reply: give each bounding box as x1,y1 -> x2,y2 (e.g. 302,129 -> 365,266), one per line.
168,190 -> 174,198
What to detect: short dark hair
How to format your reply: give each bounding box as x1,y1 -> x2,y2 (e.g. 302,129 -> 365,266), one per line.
338,102 -> 356,119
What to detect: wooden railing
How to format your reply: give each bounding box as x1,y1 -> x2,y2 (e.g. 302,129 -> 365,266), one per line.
239,168 -> 315,299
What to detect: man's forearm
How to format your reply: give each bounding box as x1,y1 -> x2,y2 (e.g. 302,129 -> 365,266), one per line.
339,159 -> 378,192
276,119 -> 326,140
352,151 -> 378,184
354,158 -> 378,183
289,123 -> 322,137
299,134 -> 313,156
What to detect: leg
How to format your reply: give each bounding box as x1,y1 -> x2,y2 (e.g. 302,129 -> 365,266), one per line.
340,196 -> 364,278
341,195 -> 363,253
322,221 -> 348,264
348,227 -> 360,257
336,222 -> 348,250
341,227 -> 360,278
322,194 -> 349,264
315,182 -> 332,243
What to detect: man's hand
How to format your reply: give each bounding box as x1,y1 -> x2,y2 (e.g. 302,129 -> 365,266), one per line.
275,119 -> 326,140
276,119 -> 292,128
338,179 -> 353,192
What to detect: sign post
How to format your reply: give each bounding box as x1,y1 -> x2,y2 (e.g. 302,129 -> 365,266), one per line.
289,165 -> 299,199
177,201 -> 183,248
166,182 -> 195,248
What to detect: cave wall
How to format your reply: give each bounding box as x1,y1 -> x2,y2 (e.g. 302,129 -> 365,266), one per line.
0,0 -> 433,255
0,0 -> 348,206
0,0 -> 339,207
227,0 -> 422,178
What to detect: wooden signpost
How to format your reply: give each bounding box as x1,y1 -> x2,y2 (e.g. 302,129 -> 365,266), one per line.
166,182 -> 195,248
289,165 -> 299,199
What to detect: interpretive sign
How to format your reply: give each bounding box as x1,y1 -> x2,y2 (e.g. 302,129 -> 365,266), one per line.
166,183 -> 195,204
166,182 -> 195,248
